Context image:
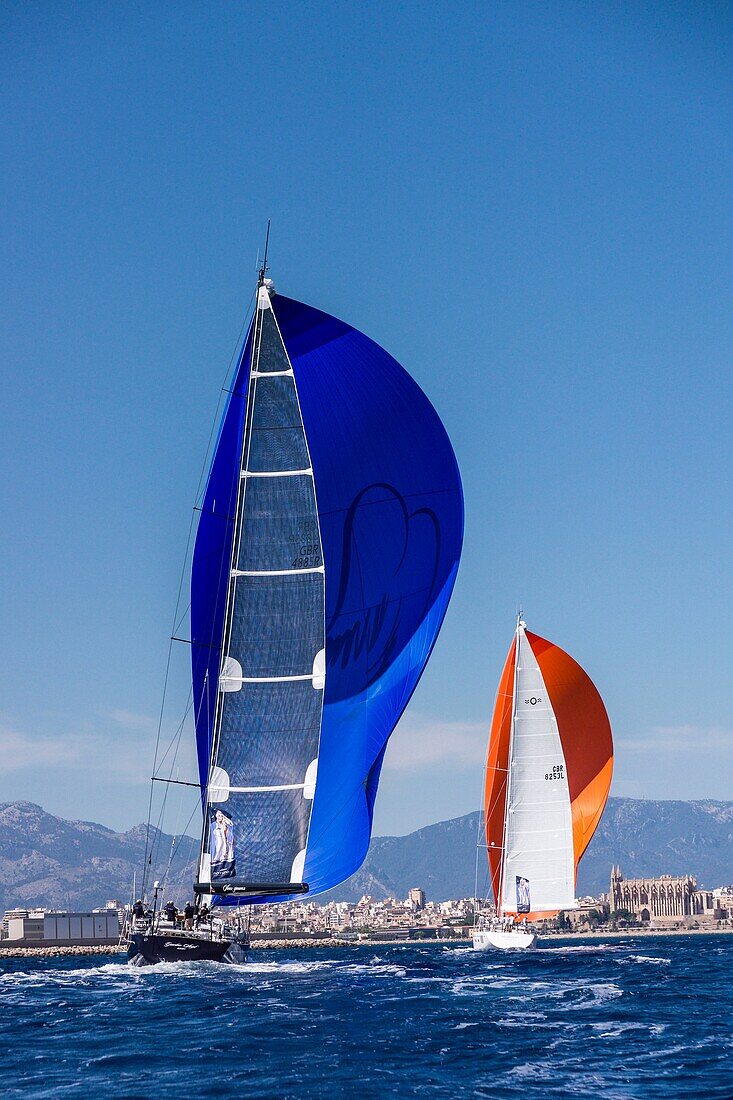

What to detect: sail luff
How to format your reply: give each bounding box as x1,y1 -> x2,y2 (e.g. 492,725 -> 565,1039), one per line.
499,624 -> 576,915
195,294 -> 265,886
483,638 -> 515,909
496,619 -> 521,916
198,285 -> 326,895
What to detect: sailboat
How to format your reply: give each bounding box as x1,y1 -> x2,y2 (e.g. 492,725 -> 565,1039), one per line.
473,614 -> 613,951
127,247 -> 464,965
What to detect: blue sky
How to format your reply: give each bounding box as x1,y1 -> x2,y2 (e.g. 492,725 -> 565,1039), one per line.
1,2 -> 731,835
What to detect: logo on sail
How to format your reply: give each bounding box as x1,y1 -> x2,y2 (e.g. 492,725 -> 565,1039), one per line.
328,483 -> 441,685
516,876 -> 531,914
210,808 -> 236,879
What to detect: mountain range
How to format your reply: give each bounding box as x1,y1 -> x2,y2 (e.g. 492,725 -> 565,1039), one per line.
0,797 -> 731,912
329,797 -> 733,902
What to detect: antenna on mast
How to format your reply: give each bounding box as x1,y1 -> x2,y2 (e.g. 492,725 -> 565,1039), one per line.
258,219 -> 271,286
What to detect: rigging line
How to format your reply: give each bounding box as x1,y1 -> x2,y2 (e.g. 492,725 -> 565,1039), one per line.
142,289 -> 256,898
172,830 -> 198,906
194,286 -> 258,510
164,799 -> 201,900
173,600 -> 192,640
141,635 -> 174,898
154,691 -> 193,774
148,683 -> 192,881
148,711 -> 188,882
474,754 -> 492,911
160,764 -> 190,899
167,798 -> 200,865
152,776 -> 202,789
196,285 -> 260,758
196,286 -> 266,878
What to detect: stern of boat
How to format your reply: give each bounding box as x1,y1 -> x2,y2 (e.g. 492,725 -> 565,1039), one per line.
472,928 -> 536,951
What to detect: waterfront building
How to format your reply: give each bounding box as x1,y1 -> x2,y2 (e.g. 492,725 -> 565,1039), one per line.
611,866 -> 702,922
2,909 -> 120,945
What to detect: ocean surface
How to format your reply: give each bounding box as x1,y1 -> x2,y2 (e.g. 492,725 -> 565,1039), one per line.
1,935 -> 730,1099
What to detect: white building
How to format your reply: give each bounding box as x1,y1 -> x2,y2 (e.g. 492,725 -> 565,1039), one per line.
3,909 -> 120,944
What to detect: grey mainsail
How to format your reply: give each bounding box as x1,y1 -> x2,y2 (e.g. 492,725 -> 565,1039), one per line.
197,284 -> 325,893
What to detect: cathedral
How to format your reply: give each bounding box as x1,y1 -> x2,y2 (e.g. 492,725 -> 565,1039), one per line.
610,866 -> 703,921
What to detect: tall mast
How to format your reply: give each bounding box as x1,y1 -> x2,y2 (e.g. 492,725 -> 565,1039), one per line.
195,256 -> 269,895
497,611 -> 523,918
258,219 -> 271,286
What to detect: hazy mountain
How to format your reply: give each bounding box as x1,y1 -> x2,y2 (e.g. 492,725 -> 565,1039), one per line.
0,797 -> 731,911
322,797 -> 733,902
0,801 -> 196,913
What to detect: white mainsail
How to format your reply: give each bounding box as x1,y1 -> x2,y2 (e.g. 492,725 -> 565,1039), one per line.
498,620 -> 576,915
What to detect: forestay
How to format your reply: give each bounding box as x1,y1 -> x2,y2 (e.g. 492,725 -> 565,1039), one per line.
499,623 -> 575,915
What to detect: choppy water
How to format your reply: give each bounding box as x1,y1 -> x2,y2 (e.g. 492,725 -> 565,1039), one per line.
1,935 -> 730,1098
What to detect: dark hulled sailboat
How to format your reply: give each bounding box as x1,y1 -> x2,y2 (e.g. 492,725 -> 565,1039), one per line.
128,255 -> 463,964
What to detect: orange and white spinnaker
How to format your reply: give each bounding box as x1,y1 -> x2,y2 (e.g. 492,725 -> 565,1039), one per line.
483,617 -> 613,920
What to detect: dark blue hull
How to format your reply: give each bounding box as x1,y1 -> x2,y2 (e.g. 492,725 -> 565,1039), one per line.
127,932 -> 247,966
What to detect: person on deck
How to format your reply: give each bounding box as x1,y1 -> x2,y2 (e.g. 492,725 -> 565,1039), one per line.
164,901 -> 177,925
196,903 -> 210,928
184,902 -> 195,931
132,899 -> 145,921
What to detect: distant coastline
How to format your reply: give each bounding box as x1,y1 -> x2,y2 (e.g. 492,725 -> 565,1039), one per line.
2,926 -> 731,959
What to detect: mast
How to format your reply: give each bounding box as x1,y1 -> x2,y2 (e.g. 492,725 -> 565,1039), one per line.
259,219 -> 271,286
496,611 -> 523,919
194,226 -> 326,899
194,265 -> 268,898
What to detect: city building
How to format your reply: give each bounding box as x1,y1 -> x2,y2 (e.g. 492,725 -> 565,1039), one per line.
611,866 -> 706,923
2,909 -> 120,945
408,888 -> 426,911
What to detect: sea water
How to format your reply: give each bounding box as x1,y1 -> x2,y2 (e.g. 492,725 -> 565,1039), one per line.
0,935 -> 730,1098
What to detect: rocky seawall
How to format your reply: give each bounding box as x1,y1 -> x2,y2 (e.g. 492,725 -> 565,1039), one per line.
0,944 -> 125,959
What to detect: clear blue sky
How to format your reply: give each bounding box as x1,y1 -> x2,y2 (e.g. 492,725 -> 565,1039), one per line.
1,2 -> 731,834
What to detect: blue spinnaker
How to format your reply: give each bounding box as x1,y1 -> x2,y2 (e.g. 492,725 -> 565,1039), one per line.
191,293 -> 463,901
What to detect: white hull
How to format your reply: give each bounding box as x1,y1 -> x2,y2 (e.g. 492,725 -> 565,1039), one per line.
472,928 -> 537,951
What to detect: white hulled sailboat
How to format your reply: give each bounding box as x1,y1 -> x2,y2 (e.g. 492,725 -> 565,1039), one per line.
473,615 -> 613,951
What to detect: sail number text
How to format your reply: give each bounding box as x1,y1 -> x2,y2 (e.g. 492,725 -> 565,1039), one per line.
291,542 -> 321,569
545,764 -> 565,782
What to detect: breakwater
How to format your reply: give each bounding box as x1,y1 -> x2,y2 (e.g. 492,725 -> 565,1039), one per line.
0,944 -> 125,959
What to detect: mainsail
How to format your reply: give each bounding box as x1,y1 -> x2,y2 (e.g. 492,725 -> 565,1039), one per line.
192,282 -> 464,902
484,618 -> 613,918
195,285 -> 324,894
